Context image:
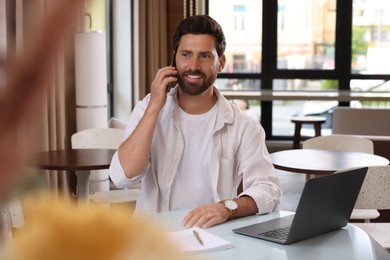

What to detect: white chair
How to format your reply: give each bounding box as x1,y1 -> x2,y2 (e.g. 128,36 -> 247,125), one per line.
108,117 -> 127,129
302,134 -> 374,154
303,134 -> 378,221
71,128 -> 125,151
344,166 -> 390,251
71,128 -> 139,206
0,197 -> 24,256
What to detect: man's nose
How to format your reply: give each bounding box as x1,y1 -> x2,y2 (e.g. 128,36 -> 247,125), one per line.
188,57 -> 201,71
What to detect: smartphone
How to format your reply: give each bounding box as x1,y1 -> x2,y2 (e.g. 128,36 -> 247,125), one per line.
170,51 -> 176,67
167,52 -> 176,92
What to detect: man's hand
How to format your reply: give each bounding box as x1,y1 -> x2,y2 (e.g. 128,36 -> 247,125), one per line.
182,202 -> 230,229
148,66 -> 177,112
182,196 -> 258,229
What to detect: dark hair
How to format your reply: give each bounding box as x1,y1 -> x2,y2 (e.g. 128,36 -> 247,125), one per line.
172,15 -> 226,57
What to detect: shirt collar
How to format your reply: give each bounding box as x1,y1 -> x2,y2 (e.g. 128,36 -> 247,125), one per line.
170,85 -> 235,127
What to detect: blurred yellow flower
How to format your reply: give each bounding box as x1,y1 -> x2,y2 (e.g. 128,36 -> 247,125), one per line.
11,193 -> 190,260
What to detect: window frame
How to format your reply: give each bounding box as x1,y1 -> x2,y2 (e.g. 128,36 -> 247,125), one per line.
206,0 -> 390,140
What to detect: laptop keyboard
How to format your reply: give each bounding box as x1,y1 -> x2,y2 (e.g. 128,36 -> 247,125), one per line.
258,226 -> 291,241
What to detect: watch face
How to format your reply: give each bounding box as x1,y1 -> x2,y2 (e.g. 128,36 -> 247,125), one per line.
224,200 -> 238,210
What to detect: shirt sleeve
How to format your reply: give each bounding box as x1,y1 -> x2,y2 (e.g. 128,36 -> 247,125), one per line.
237,120 -> 282,215
108,96 -> 150,189
108,151 -> 143,188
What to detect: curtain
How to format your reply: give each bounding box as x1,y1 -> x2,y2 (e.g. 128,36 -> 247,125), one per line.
112,0 -> 182,116
136,0 -> 168,99
11,0 -> 81,197
0,1 -> 81,248
135,0 -> 202,100
183,0 -> 198,17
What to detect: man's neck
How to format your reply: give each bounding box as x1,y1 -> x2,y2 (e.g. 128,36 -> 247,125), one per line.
177,86 -> 217,115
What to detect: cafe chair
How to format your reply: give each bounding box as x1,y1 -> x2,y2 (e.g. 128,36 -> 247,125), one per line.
71,128 -> 140,207
339,166 -> 390,251
302,134 -> 374,154
108,117 -> 127,129
303,134 -> 378,221
0,197 -> 24,255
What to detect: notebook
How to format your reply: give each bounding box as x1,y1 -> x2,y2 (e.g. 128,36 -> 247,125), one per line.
167,227 -> 233,254
233,167 -> 368,245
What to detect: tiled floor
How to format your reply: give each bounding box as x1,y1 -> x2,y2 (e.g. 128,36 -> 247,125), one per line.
266,141 -> 306,211
276,170 -> 306,212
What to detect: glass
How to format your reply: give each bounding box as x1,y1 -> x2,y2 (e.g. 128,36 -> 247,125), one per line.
215,78 -> 260,91
350,79 -> 388,92
353,81 -> 390,108
209,0 -> 262,73
273,79 -> 338,91
272,79 -> 337,136
352,0 -> 390,74
230,99 -> 261,122
273,100 -> 304,136
272,100 -> 334,136
277,0 -> 336,70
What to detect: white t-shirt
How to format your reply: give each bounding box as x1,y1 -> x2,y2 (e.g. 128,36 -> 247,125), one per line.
169,104 -> 218,210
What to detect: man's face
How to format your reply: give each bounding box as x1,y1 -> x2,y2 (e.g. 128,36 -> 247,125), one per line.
175,34 -> 225,96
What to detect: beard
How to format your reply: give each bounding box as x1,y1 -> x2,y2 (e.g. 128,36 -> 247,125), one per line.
177,70 -> 217,96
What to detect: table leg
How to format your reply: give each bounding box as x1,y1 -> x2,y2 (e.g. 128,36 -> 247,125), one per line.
75,170 -> 90,206
293,122 -> 302,149
314,123 -> 322,136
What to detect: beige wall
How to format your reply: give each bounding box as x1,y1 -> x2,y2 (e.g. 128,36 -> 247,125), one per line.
85,0 -> 106,32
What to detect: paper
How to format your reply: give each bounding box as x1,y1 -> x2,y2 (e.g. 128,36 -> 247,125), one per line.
166,227 -> 233,254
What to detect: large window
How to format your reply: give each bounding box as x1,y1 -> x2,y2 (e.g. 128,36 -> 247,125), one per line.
277,1 -> 336,71
207,0 -> 390,139
210,0 -> 262,76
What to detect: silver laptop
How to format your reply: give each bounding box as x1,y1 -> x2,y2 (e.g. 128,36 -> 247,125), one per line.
233,167 -> 368,245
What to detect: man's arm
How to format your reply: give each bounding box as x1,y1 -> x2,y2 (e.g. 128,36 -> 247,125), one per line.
182,195 -> 258,229
182,112 -> 281,229
117,107 -> 159,179
118,66 -> 177,179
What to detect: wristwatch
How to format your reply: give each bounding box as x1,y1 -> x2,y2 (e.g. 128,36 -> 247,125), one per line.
220,199 -> 238,220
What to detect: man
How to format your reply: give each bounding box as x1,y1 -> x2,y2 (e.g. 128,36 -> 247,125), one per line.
109,15 -> 281,228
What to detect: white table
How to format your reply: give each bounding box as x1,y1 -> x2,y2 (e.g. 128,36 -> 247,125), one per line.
152,210 -> 390,259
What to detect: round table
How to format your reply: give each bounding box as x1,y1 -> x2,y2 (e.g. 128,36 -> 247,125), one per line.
30,149 -> 116,203
270,149 -> 390,176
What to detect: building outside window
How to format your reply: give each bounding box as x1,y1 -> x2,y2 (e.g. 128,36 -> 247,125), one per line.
207,0 -> 390,139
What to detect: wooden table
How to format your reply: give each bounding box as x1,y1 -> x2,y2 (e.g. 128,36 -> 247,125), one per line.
290,116 -> 326,149
270,149 -> 390,176
30,149 -> 116,203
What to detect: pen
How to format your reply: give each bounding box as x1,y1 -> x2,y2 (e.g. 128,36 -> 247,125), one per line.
193,230 -> 204,246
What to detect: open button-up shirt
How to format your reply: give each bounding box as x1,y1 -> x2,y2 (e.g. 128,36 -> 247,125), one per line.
109,86 -> 281,215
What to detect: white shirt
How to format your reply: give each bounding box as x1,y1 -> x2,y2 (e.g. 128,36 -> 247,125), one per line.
169,104 -> 217,210
109,86 -> 281,215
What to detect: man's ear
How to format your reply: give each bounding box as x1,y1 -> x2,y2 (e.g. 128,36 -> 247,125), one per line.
218,54 -> 226,72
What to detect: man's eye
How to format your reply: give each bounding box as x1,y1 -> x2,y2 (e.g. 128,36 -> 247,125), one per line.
201,54 -> 213,60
